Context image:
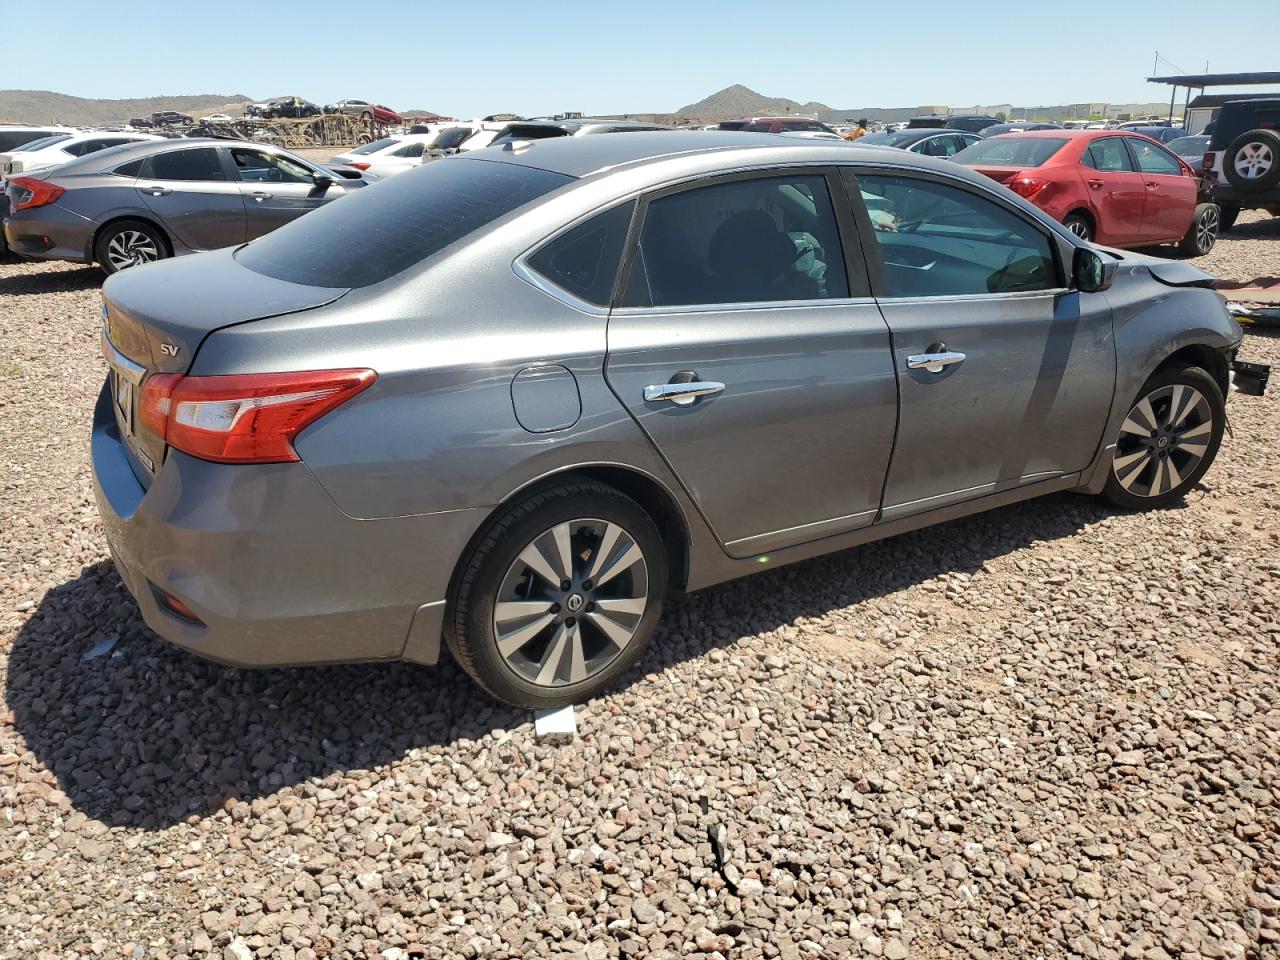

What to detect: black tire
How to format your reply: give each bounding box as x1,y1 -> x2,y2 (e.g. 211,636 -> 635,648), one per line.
1063,212 -> 1093,242
446,481 -> 668,708
1178,203 -> 1220,257
94,219 -> 169,275
1218,205 -> 1240,233
1101,364 -> 1225,511
1222,129 -> 1280,192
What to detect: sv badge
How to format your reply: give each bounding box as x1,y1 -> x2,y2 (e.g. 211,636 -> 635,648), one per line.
160,343 -> 180,357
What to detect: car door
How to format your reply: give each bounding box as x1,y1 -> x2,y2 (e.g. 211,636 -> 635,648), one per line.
603,169 -> 898,557
229,147 -> 334,239
851,168 -> 1115,521
1078,137 -> 1147,243
1126,137 -> 1197,242
136,146 -> 247,250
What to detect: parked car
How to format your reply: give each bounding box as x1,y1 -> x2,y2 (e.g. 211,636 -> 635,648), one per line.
857,128 -> 982,157
978,122 -> 1063,136
1201,97 -> 1280,232
905,114 -> 950,129
3,138 -> 374,275
0,125 -> 70,154
720,117 -> 839,137
89,131 -> 1250,708
149,111 -> 193,126
1167,135 -> 1213,175
0,131 -> 163,178
954,131 -> 1219,255
324,99 -> 402,125
1118,125 -> 1186,145
330,128 -> 477,177
945,114 -> 1003,133
475,119 -> 671,150
201,114 -> 236,123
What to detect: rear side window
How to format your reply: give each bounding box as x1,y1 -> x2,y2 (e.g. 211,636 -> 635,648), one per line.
113,158 -> 145,177
953,137 -> 1068,167
1082,138 -> 1134,172
146,148 -> 226,181
527,201 -> 635,306
236,157 -> 572,288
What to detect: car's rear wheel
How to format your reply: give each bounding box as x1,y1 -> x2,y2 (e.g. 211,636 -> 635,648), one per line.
1063,212 -> 1093,241
1218,205 -> 1240,233
95,220 -> 168,275
447,481 -> 668,708
1178,203 -> 1219,257
1223,129 -> 1280,191
1101,364 -> 1224,510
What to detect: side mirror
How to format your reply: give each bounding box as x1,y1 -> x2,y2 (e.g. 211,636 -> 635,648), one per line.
311,171 -> 333,189
1073,247 -> 1117,292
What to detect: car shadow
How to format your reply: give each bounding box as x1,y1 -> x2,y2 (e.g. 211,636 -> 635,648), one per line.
0,264 -> 104,295
6,491 -> 1123,829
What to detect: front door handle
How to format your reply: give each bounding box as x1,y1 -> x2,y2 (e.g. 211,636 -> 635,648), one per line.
907,348 -> 966,374
643,380 -> 725,406
142,185 -> 171,196
1145,181 -> 1160,189
250,191 -> 273,201
1086,178 -> 1104,190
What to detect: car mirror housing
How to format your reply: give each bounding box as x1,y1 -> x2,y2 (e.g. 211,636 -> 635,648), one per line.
1073,247 -> 1117,293
311,172 -> 334,189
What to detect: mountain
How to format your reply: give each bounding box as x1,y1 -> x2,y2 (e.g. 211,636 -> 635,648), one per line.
676,84 -> 832,120
0,90 -> 255,126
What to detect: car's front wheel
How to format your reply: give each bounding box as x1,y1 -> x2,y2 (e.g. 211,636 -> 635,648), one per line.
95,220 -> 168,275
447,481 -> 668,708
1101,364 -> 1224,510
1179,202 -> 1220,257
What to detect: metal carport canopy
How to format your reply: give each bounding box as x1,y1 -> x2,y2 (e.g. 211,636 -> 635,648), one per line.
1147,72 -> 1280,87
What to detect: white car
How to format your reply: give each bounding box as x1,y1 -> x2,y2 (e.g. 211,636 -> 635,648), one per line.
331,126 -> 478,177
0,131 -> 162,178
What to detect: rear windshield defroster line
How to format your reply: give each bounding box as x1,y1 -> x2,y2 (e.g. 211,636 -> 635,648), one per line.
234,158 -> 573,288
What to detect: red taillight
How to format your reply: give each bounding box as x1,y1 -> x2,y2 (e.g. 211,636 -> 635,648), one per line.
10,176 -> 65,212
347,162 -> 371,171
139,369 -> 375,464
1202,152 -> 1215,174
1008,176 -> 1051,201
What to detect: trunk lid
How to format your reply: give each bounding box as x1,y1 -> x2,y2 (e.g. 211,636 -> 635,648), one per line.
100,248 -> 350,485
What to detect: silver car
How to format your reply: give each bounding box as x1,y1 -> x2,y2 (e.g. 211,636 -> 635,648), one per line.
3,138 -> 373,274
93,132 -> 1245,708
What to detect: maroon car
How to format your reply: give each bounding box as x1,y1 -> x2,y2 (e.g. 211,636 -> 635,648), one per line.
325,99 -> 402,126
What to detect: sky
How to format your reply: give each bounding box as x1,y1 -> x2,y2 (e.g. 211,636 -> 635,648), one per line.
31,0 -> 1280,117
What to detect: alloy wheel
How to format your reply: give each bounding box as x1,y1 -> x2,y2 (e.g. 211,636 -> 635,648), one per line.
105,231 -> 160,271
493,519 -> 648,687
1234,142 -> 1274,180
1196,206 -> 1219,252
1066,219 -> 1091,239
1112,383 -> 1214,498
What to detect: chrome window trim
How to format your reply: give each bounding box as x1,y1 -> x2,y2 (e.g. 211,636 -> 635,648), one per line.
874,288 -> 1069,305
611,296 -> 880,318
100,326 -> 146,383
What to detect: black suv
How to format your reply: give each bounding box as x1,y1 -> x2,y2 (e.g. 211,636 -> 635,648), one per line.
1203,98 -> 1280,231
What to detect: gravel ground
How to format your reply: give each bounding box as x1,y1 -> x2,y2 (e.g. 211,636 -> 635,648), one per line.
1,218 -> 1278,960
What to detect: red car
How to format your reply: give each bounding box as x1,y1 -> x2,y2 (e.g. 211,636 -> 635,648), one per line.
953,130 -> 1219,256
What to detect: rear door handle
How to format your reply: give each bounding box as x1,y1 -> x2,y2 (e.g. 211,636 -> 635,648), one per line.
250,191 -> 273,201
1087,179 -> 1104,189
1145,181 -> 1160,189
643,381 -> 725,406
142,185 -> 171,196
907,350 -> 966,374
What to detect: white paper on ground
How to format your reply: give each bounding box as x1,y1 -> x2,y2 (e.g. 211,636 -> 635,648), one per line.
533,705 -> 577,737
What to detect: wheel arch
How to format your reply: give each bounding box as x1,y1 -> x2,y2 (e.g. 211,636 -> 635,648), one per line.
1152,342 -> 1230,399
1063,206 -> 1096,235
88,214 -> 175,263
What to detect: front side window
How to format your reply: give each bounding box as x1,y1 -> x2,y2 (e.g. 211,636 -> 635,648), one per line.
236,157 -> 571,288
857,173 -> 1057,298
621,173 -> 849,308
231,149 -> 313,184
146,148 -> 226,181
527,201 -> 635,306
1082,138 -> 1134,172
1127,139 -> 1182,175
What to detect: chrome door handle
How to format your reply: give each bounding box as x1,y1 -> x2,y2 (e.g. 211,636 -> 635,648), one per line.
251,191 -> 272,201
143,185 -> 171,196
643,381 -> 725,406
907,351 -> 966,374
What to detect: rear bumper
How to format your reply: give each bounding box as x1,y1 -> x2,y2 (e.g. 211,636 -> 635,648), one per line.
3,203 -> 93,263
91,381 -> 480,667
1210,183 -> 1280,209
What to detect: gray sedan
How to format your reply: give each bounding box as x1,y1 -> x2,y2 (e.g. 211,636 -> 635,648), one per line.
93,132 -> 1246,707
3,138 -> 373,274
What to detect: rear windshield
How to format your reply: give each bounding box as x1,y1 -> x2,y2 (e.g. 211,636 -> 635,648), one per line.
953,136 -> 1068,167
349,137 -> 401,156
432,128 -> 473,149
235,157 -> 572,288
14,134 -> 72,152
861,130 -> 932,147
1167,136 -> 1209,157
0,130 -> 56,151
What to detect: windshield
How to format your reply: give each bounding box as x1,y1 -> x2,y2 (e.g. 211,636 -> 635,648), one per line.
15,134 -> 73,152
861,130 -> 932,147
431,127 -> 473,150
348,137 -> 401,156
953,136 -> 1069,167
235,157 -> 572,288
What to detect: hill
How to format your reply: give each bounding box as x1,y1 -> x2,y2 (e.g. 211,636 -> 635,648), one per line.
676,84 -> 831,119
0,90 -> 255,126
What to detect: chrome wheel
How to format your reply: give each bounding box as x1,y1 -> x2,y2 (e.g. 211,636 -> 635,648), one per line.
1196,206 -> 1219,252
1112,384 -> 1213,498
493,519 -> 649,688
1234,142 -> 1274,181
1066,218 -> 1091,240
105,230 -> 160,271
